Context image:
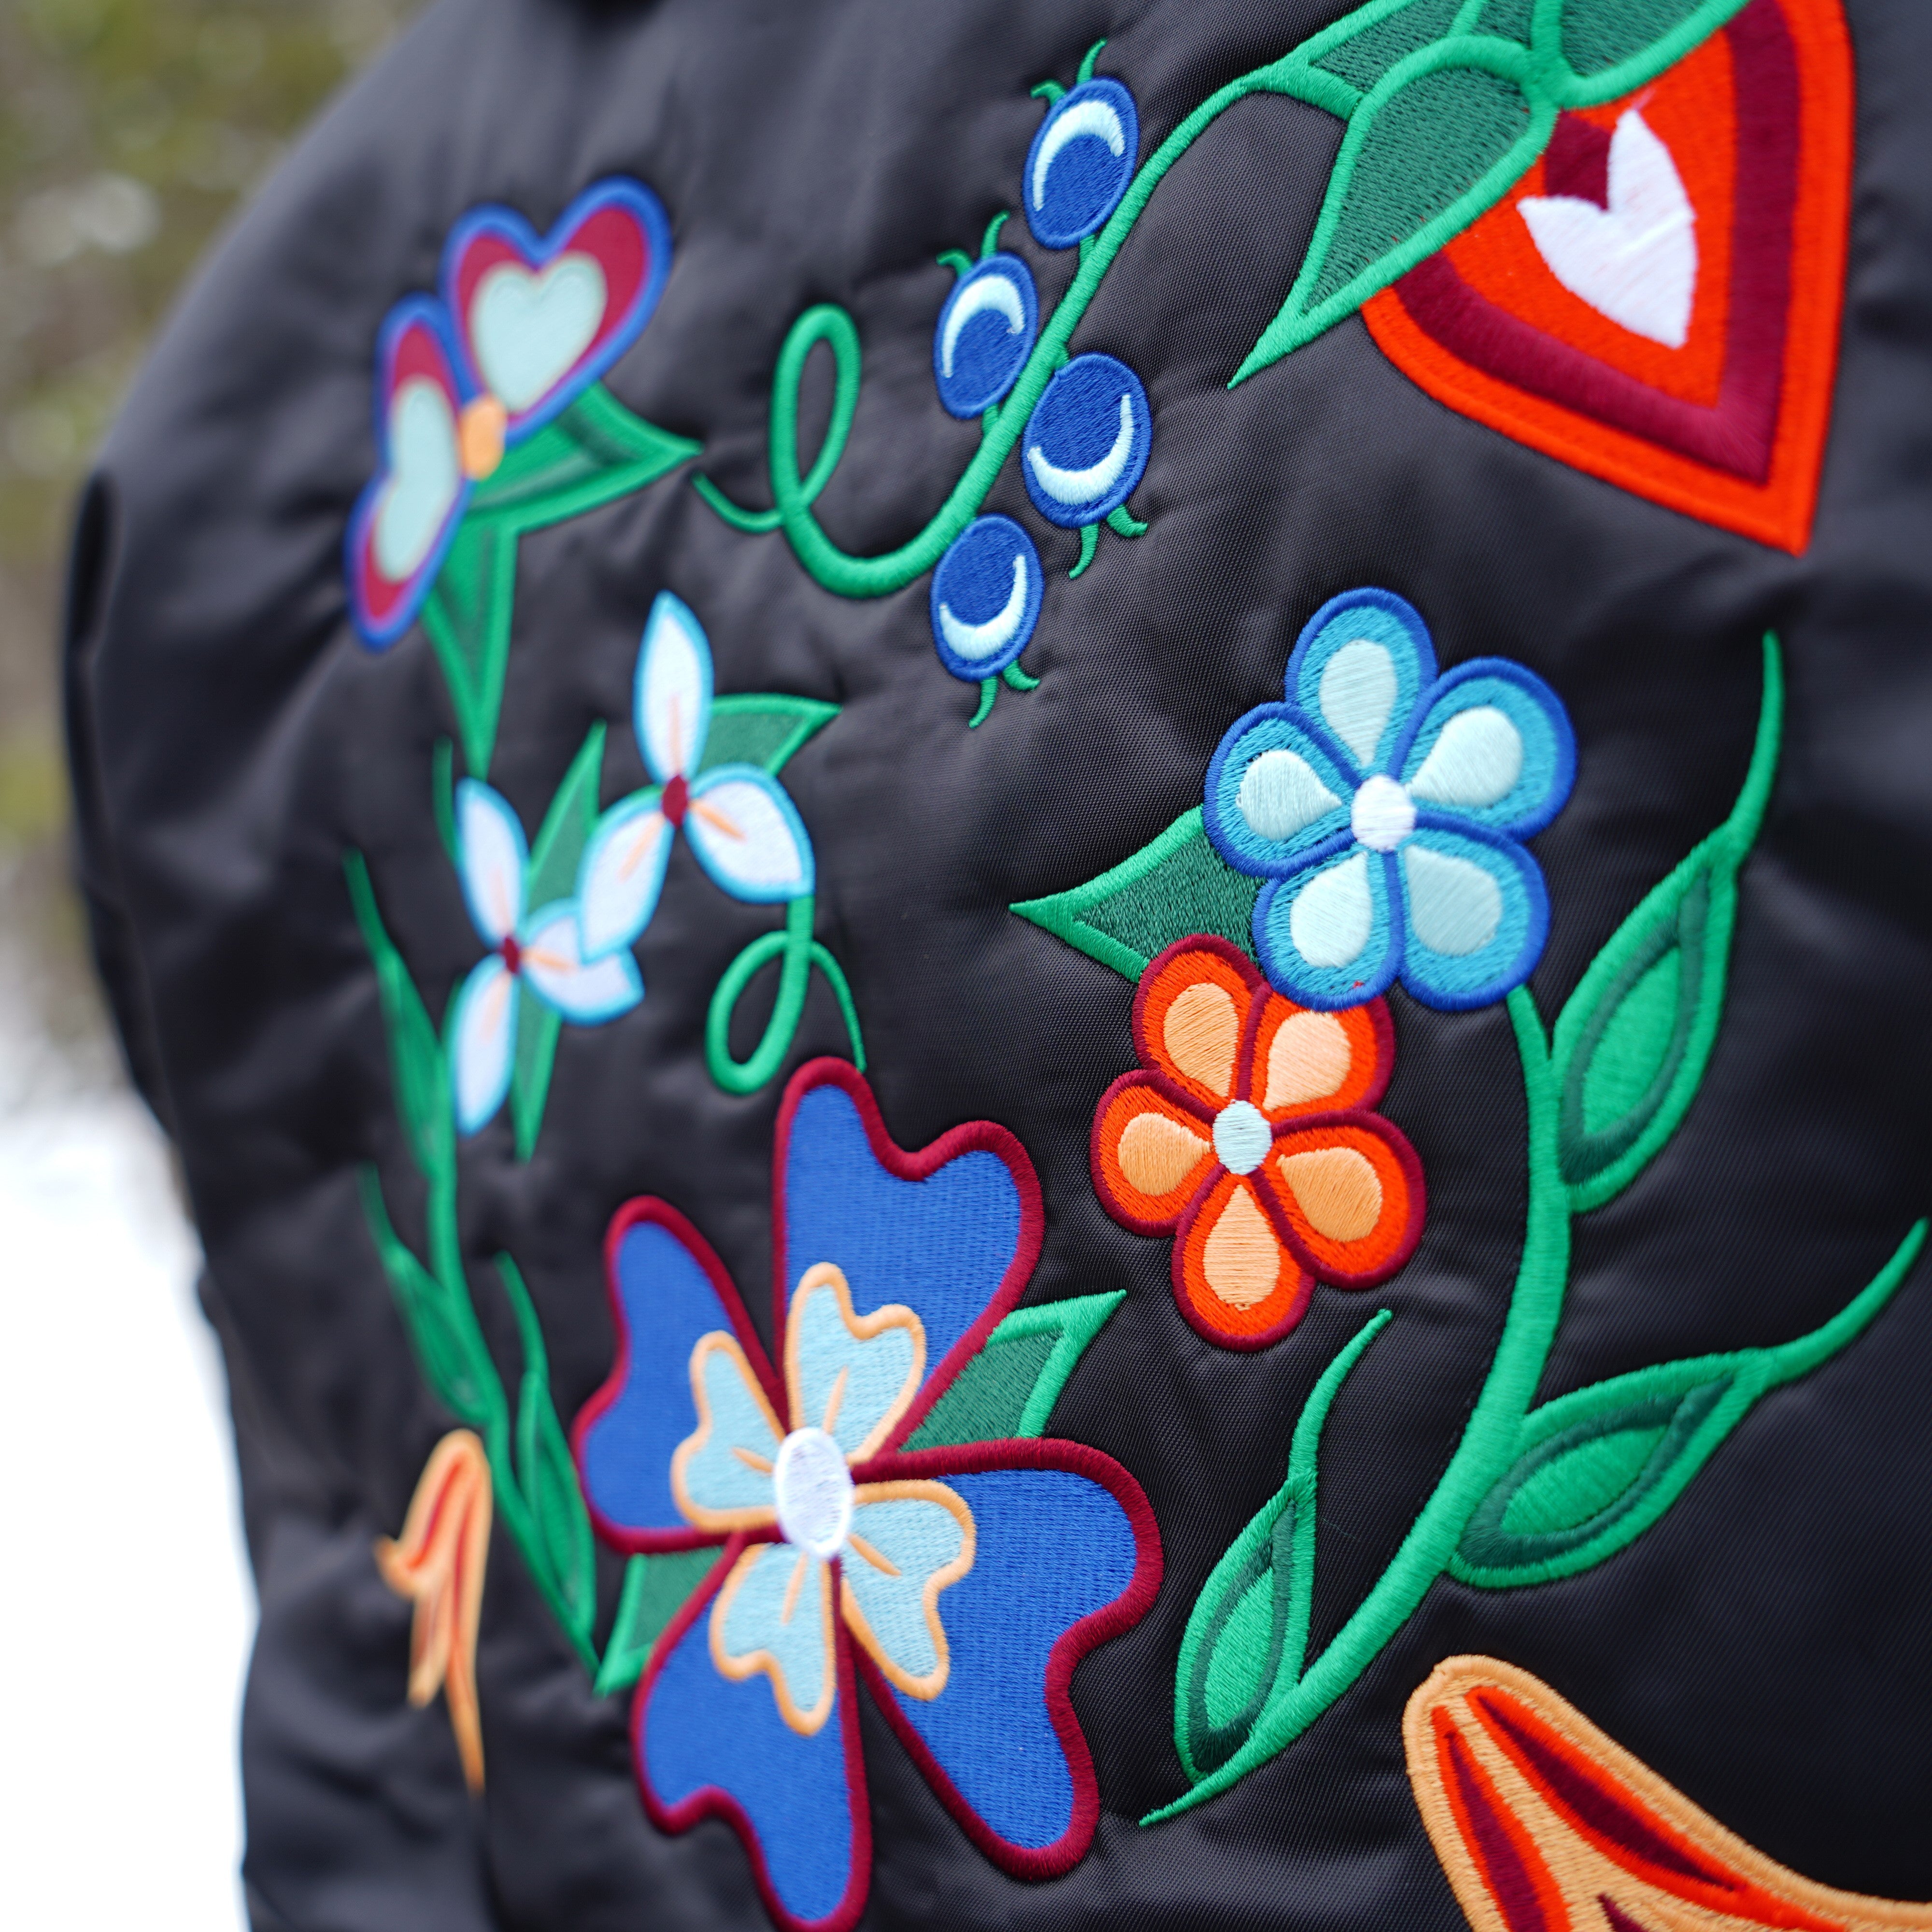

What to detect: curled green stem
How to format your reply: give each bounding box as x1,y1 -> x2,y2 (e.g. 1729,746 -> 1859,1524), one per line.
705,895 -> 867,1094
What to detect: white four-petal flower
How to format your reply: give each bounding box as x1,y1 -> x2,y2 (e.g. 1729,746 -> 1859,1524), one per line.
577,593 -> 816,961
448,780 -> 643,1134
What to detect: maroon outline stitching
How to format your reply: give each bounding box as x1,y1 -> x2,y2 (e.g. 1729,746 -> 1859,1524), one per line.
770,1057 -> 1046,1451
1391,0 -> 1799,482
572,1196 -> 787,1555
633,1534 -> 875,1932
847,1437 -> 1164,1882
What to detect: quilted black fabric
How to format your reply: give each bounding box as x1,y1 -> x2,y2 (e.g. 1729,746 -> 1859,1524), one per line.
64,1 -> 1932,1927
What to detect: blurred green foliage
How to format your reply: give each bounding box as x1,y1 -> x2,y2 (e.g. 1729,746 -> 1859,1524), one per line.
0,0 -> 418,1058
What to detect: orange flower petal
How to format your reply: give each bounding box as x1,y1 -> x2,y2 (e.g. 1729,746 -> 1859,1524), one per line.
1263,1119 -> 1423,1287
1133,938 -> 1262,1109
1250,991 -> 1394,1120
1174,1172 -> 1312,1348
1093,1074 -> 1215,1230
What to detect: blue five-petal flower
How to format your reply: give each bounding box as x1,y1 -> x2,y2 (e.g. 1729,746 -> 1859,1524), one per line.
1204,588 -> 1576,1012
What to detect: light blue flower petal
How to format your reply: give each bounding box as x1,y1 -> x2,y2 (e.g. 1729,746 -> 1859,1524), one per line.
1395,825 -> 1548,1010
1253,847 -> 1402,1010
634,590 -> 714,784
455,779 -> 529,947
716,1541 -> 835,1727
687,765 -> 815,903
1204,704 -> 1356,879
676,1337 -> 782,1526
1398,658 -> 1576,838
576,791 -> 671,960
1285,589 -> 1437,775
788,1269 -> 922,1460
519,903 -> 643,1023
450,952 -> 516,1135
842,1489 -> 969,1688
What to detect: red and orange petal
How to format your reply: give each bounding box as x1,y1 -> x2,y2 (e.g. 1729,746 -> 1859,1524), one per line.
1261,1117 -> 1425,1288
1173,1170 -> 1314,1349
1249,993 -> 1393,1121
1092,1074 -> 1216,1233
1130,937 -> 1261,1111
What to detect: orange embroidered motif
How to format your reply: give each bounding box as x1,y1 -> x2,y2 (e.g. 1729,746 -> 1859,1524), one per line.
375,1429 -> 493,1791
1406,1656 -> 1932,1932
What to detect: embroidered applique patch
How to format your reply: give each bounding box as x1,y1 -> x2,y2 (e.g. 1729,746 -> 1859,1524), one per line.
571,1060 -> 1161,1932
1362,0 -> 1853,553
1407,1657 -> 1932,1932
1091,936 -> 1424,1349
376,1430 -> 493,1792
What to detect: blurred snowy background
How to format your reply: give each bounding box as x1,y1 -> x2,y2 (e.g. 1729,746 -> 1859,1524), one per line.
1,4 -> 416,1924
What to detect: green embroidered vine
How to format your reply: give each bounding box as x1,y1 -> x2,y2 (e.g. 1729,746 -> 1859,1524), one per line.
694,0 -> 1751,603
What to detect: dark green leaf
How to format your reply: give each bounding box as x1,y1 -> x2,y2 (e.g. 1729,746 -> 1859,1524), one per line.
1451,1220 -> 1926,1587
1315,0 -> 1461,91
1553,639 -> 1781,1211
344,852 -> 454,1185
1010,808 -> 1260,983
1563,0 -> 1716,77
422,518 -> 514,777
905,1292 -> 1124,1449
511,990 -> 562,1163
698,695 -> 838,779
594,1550 -> 723,1696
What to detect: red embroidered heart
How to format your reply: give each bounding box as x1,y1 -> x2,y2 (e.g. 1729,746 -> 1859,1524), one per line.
440,177 -> 671,435
1363,0 -> 1852,554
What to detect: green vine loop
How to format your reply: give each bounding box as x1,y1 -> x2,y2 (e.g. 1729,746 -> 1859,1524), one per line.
705,895 -> 867,1094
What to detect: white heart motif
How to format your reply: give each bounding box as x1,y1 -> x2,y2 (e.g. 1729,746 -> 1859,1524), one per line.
1516,110 -> 1697,349
468,254 -> 608,413
373,376 -> 461,581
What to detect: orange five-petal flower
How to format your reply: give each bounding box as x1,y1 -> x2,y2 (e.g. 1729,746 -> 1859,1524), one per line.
1091,936 -> 1425,1349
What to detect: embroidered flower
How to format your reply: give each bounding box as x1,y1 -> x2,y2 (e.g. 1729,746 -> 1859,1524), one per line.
1204,588 -> 1576,1012
447,779 -> 641,1135
1092,936 -> 1424,1349
574,593 -> 816,960
348,178 -> 673,646
573,1060 -> 1160,1932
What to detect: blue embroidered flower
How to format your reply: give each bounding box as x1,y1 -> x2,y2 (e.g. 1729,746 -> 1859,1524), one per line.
1204,588 -> 1576,1012
573,1061 -> 1160,1932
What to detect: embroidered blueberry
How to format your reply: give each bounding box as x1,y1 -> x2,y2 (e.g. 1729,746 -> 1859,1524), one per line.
1024,78 -> 1139,249
1022,354 -> 1151,527
574,1062 -> 1160,1932
933,254 -> 1039,419
929,515 -> 1044,681
1203,589 -> 1576,1012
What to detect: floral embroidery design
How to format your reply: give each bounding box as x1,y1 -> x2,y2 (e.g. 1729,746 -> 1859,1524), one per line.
348,178 -> 673,647
572,1059 -> 1161,1932
576,592 -> 815,961
1204,587 -> 1576,1012
448,778 -> 641,1135
1091,936 -> 1424,1349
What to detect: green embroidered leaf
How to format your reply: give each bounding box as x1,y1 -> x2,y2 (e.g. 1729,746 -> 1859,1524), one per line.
594,1549 -> 722,1696
509,725 -> 606,1160
698,695 -> 838,779
468,384 -> 700,525
1010,808 -> 1261,982
422,519 -> 516,778
1451,1222 -> 1927,1588
906,1292 -> 1125,1449
1562,0 -> 1716,79
1553,638 -> 1782,1212
1477,0 -> 1534,42
498,1257 -> 598,1646
1176,1313 -> 1388,1784
1315,0 -> 1462,91
345,851 -> 454,1187
359,1170 -> 503,1430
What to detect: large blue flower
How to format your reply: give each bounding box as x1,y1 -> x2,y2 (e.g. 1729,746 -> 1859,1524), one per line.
1204,589 -> 1576,1012
572,1061 -> 1160,1932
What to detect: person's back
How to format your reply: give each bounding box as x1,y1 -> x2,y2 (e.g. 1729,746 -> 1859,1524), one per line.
67,2 -> 1932,1926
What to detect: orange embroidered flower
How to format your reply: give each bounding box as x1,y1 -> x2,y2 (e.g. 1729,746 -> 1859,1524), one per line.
1091,936 -> 1424,1349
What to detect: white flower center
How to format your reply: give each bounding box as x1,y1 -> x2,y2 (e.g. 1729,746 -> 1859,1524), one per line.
772,1426 -> 854,1562
1350,773 -> 1416,852
1212,1099 -> 1271,1176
